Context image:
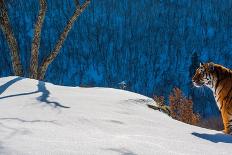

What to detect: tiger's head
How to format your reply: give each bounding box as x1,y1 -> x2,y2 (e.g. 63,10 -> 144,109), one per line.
192,62 -> 215,88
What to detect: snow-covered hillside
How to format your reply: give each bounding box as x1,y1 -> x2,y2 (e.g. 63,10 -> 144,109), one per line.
0,76 -> 231,155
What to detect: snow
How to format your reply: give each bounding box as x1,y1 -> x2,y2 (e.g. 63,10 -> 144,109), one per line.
0,76 -> 231,155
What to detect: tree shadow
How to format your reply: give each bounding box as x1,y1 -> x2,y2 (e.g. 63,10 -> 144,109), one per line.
0,142 -> 7,155
107,120 -> 124,125
192,132 -> 232,143
0,77 -> 24,95
0,90 -> 39,100
0,118 -> 60,140
37,81 -> 70,108
103,148 -> 138,155
0,117 -> 58,124
0,78 -> 70,109
0,121 -> 31,139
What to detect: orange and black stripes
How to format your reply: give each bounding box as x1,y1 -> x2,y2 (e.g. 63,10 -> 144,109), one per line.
192,62 -> 232,135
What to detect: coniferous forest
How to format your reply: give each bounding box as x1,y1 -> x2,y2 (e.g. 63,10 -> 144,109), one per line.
1,0 -> 232,118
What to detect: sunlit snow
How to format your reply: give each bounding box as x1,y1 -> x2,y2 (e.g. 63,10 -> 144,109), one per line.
0,76 -> 231,155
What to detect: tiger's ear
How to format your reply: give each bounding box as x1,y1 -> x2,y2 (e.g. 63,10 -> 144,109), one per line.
200,62 -> 204,67
208,62 -> 214,71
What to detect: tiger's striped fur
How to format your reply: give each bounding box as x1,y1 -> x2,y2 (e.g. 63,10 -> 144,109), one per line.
192,62 -> 232,134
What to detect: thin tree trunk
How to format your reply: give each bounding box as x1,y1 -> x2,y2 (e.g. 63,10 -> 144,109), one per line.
30,0 -> 47,79
37,0 -> 91,80
0,0 -> 23,76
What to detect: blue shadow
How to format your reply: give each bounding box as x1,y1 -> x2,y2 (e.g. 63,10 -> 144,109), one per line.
0,77 -> 24,95
0,78 -> 70,108
192,132 -> 232,143
37,81 -> 70,108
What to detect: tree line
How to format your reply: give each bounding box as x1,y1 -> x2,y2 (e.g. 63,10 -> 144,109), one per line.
0,0 -> 91,80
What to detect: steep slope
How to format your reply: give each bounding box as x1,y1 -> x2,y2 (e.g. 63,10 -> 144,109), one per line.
0,76 -> 231,155
2,0 -> 232,118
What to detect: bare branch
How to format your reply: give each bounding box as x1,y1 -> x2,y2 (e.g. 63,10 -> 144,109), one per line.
0,0 -> 23,76
80,0 -> 90,11
73,0 -> 81,9
30,0 -> 47,79
38,0 -> 91,80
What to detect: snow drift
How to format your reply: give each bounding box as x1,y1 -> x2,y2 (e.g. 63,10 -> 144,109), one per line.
0,76 -> 231,155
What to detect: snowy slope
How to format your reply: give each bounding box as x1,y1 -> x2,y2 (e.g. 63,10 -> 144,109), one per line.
0,76 -> 231,155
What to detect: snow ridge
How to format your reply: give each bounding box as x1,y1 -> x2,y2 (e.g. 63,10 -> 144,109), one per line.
0,76 -> 231,155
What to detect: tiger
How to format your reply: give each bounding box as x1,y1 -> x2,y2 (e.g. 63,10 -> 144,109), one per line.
192,62 -> 232,134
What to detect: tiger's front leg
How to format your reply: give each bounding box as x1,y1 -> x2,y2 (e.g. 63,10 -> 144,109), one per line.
222,128 -> 231,135
221,108 -> 232,135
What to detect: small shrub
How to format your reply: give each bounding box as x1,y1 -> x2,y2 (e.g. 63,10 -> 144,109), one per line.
153,95 -> 165,107
152,88 -> 223,130
169,87 -> 200,125
151,95 -> 171,116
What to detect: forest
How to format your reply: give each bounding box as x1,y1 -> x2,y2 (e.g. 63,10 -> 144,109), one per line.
1,0 -> 232,118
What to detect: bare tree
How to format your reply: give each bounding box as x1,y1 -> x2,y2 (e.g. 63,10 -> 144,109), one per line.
0,0 -> 23,76
0,0 -> 91,80
37,0 -> 91,80
30,0 -> 47,79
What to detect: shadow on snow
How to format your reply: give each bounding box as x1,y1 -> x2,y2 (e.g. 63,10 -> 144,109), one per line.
0,78 -> 70,108
36,81 -> 70,108
103,148 -> 138,155
0,77 -> 24,95
192,132 -> 232,143
0,118 -> 58,124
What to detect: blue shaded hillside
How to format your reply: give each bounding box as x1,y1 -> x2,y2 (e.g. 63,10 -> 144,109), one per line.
1,0 -> 232,117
